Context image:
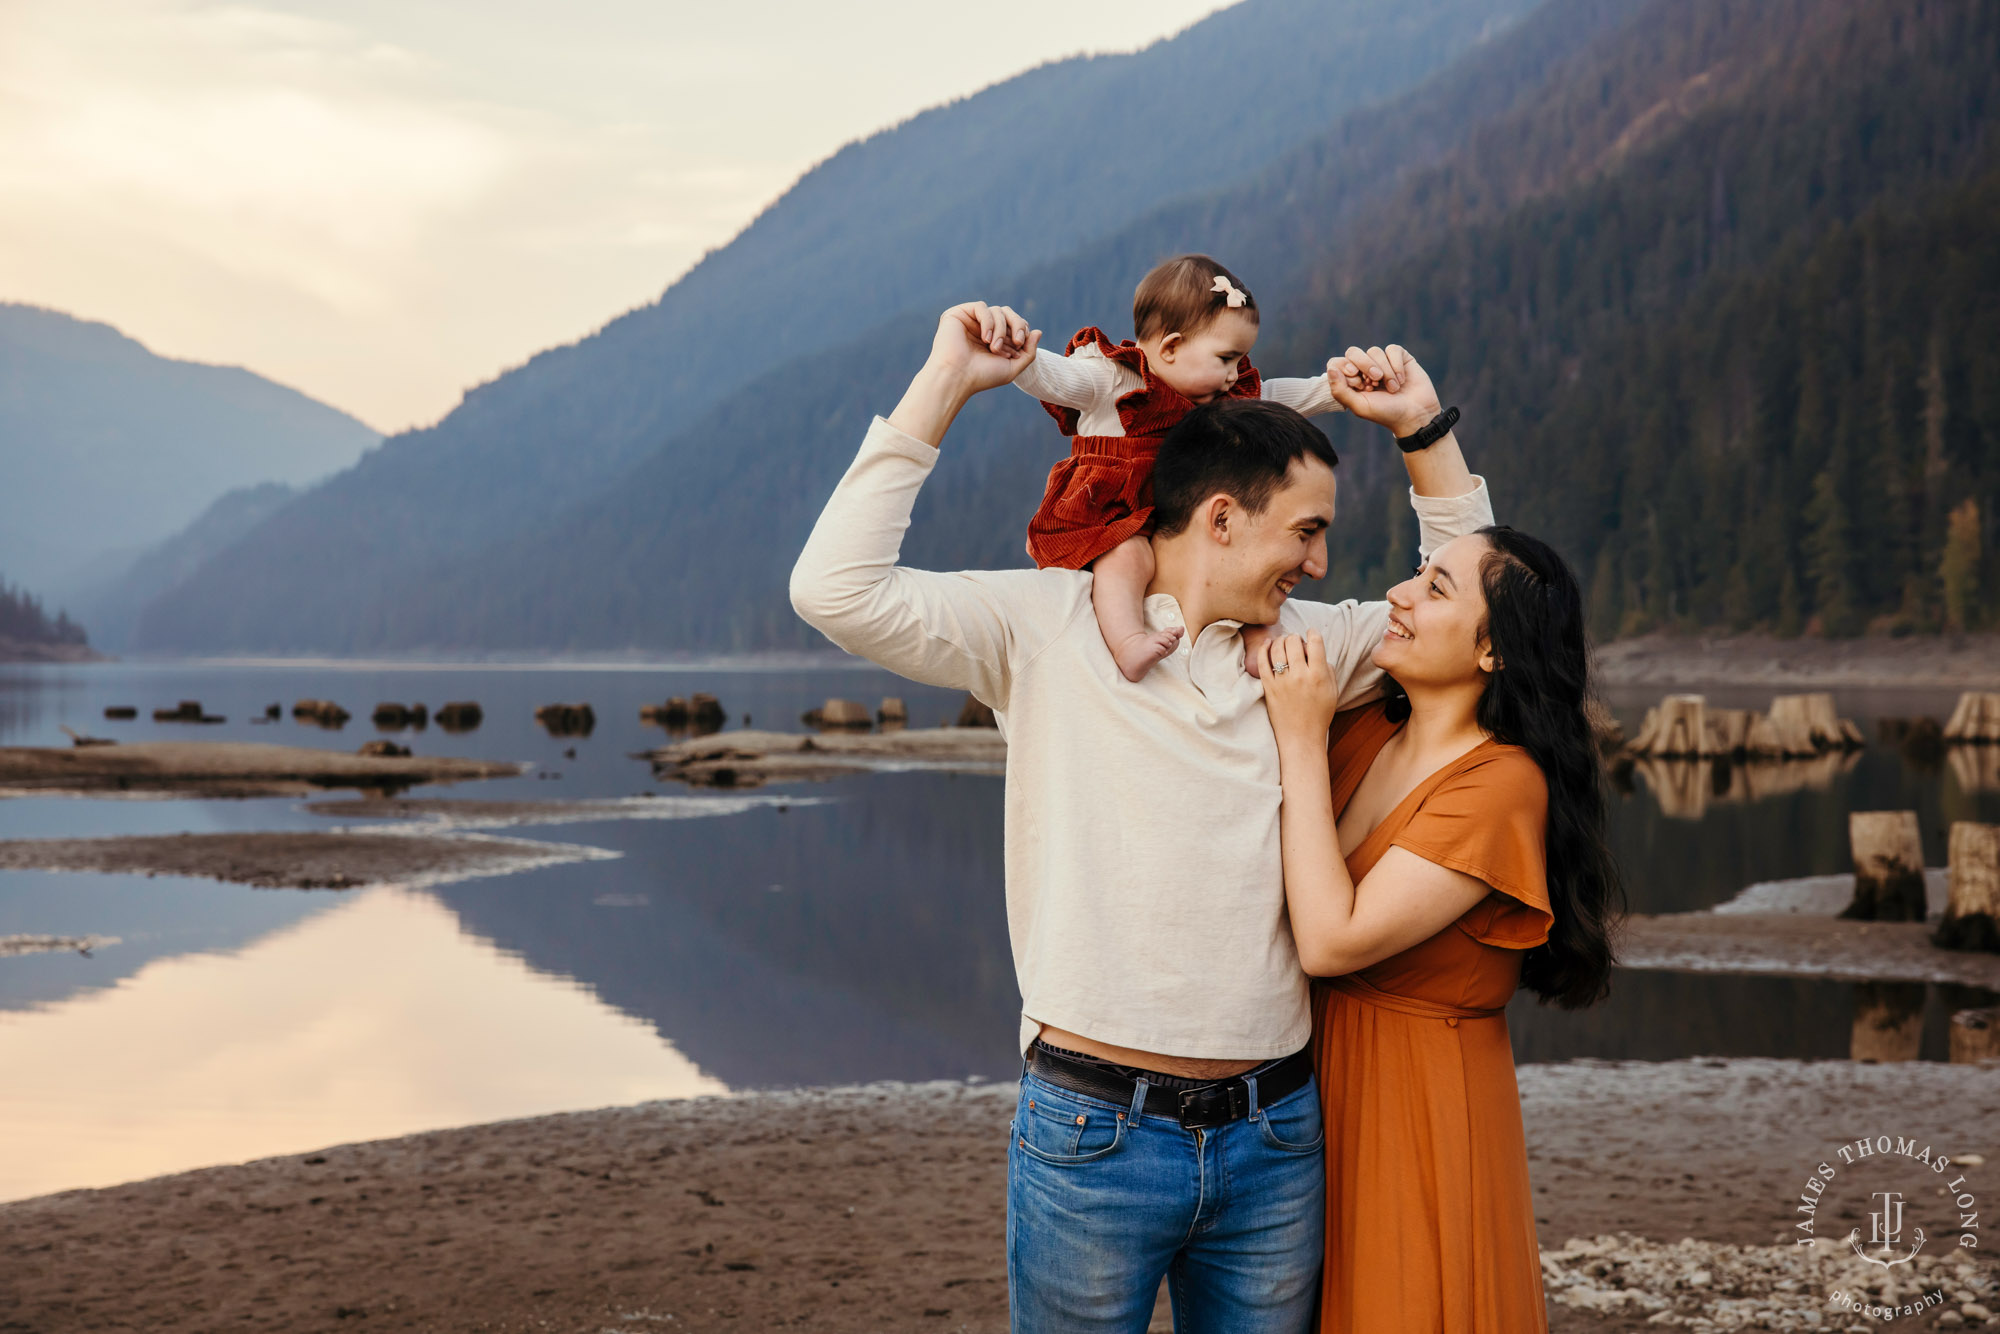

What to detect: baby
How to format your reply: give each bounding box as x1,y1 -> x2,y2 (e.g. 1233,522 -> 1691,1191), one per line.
1010,253 -> 1346,681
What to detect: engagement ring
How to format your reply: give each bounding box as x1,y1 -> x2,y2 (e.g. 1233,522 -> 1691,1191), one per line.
1271,662 -> 1289,674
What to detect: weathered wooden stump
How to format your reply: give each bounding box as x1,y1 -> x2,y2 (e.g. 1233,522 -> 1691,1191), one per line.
292,698 -> 350,728
955,694 -> 998,729
803,699 -> 872,730
534,702 -> 595,737
878,697 -> 908,730
1935,821 -> 2000,952
1850,981 -> 1927,1062
1949,1006 -> 2000,1064
1944,692 -> 2000,744
688,693 -> 726,727
1839,810 -> 1929,922
1702,708 -> 1753,756
640,698 -> 689,727
1632,694 -> 1706,756
434,701 -> 483,732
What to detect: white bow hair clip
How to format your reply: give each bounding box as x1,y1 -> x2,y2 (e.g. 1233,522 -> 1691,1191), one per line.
1210,274 -> 1248,308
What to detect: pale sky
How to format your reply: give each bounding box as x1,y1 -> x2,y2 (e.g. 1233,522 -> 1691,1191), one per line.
0,0 -> 1230,433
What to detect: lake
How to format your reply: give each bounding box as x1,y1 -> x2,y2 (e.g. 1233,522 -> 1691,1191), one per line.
1,659 -> 1995,1202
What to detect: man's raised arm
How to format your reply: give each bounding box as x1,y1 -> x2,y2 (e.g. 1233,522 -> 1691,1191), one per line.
1287,344 -> 1493,707
789,304 -> 1077,708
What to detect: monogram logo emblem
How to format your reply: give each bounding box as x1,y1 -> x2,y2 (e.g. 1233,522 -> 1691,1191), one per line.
1848,1189 -> 1925,1268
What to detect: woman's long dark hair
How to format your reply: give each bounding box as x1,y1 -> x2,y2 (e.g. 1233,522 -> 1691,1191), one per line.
1383,525 -> 1624,1008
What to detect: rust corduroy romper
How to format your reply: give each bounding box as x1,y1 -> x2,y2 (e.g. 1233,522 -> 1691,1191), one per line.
1025,326 -> 1263,571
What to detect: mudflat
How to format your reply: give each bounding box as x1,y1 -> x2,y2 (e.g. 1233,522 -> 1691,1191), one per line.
0,740 -> 526,798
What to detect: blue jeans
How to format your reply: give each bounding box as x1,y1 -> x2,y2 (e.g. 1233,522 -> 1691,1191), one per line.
1006,1062 -> 1325,1333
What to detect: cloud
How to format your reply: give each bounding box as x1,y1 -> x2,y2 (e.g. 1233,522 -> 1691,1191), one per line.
0,0 -> 1228,431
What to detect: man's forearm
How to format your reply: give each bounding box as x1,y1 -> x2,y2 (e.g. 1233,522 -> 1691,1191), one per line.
886,360 -> 980,448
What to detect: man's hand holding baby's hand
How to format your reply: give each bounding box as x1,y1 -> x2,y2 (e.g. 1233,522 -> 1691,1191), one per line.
932,302 -> 1041,392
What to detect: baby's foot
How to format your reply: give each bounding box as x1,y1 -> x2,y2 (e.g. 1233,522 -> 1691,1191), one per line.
1113,626 -> 1184,682
1242,623 -> 1275,678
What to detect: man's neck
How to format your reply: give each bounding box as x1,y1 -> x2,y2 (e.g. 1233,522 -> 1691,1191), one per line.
1147,540 -> 1230,640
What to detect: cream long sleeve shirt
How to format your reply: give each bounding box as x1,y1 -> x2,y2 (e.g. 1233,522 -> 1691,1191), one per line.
1011,342 -> 1340,433
789,417 -> 1494,1060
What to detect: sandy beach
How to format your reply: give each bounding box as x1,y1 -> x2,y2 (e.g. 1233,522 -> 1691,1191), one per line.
2,1060 -> 1993,1333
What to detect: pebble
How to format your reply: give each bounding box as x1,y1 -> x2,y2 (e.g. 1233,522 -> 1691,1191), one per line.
1542,1233 -> 1997,1330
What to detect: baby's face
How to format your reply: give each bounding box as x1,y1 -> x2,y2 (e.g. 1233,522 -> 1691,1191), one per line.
1143,308 -> 1260,404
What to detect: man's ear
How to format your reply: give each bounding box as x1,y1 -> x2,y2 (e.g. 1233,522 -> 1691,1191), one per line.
1203,494 -> 1234,545
1156,331 -> 1183,364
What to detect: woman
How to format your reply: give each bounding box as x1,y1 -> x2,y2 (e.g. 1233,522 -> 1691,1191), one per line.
1259,522 -> 1623,1334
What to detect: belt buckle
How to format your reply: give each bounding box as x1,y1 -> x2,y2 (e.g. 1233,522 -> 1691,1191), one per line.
1176,1082 -> 1246,1130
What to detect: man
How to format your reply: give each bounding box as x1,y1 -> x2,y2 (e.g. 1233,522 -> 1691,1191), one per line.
789,302 -> 1491,1332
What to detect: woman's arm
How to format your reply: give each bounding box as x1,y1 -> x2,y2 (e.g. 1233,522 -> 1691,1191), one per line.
1263,630 -> 1490,975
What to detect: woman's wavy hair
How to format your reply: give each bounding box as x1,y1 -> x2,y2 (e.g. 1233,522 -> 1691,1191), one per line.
1382,524 -> 1623,1008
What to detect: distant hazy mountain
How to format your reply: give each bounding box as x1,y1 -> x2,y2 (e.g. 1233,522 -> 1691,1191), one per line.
65,482 -> 296,653
121,0 -> 1540,654
0,304 -> 377,600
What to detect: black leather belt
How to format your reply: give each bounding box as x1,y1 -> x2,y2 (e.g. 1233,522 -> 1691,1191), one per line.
1026,1041 -> 1313,1130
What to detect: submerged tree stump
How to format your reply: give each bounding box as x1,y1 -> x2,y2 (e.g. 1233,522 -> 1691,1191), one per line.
1935,821 -> 2000,952
1850,980 -> 1927,1063
1839,810 -> 1929,922
804,699 -> 872,731
1702,708 -> 1754,756
1944,692 -> 2000,744
1950,1006 -> 2000,1064
1632,695 -> 1706,757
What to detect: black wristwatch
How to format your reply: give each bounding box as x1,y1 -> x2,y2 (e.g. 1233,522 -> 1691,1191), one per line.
1396,405 -> 1459,453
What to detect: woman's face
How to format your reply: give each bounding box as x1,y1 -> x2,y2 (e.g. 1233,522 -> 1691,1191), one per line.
1371,534 -> 1497,686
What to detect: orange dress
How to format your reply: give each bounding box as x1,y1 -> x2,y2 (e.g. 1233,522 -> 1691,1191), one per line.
1310,703 -> 1553,1334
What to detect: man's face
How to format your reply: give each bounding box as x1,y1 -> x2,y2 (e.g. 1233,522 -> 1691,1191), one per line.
1212,456 -> 1336,624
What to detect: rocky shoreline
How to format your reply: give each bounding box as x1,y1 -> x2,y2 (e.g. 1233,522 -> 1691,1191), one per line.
2,1060 -> 1992,1333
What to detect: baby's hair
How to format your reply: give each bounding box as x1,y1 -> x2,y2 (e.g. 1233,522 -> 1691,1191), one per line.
1132,254 -> 1258,342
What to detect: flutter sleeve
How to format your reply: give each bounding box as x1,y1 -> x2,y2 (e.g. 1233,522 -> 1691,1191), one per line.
1389,747 -> 1553,948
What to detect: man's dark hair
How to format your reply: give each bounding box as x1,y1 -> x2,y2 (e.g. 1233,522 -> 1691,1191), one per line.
1150,398 -> 1339,537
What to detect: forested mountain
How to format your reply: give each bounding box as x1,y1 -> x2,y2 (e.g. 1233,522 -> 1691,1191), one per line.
0,577 -> 91,661
0,305 -> 376,599
119,0 -> 1541,654
130,0 -> 1997,653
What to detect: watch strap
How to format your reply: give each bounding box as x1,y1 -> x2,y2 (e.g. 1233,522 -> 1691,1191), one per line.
1396,405 -> 1459,453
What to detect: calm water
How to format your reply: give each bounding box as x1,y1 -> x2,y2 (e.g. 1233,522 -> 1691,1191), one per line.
1,660 -> 1995,1201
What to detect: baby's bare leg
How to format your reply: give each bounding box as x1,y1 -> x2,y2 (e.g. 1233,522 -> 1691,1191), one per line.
1092,535 -> 1181,682
1242,622 -> 1275,678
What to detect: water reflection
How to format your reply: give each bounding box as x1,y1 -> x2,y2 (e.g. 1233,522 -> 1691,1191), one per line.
1948,745 -> 2000,794
1508,972 -> 1997,1064
0,884 -> 723,1203
1620,751 -> 1863,821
